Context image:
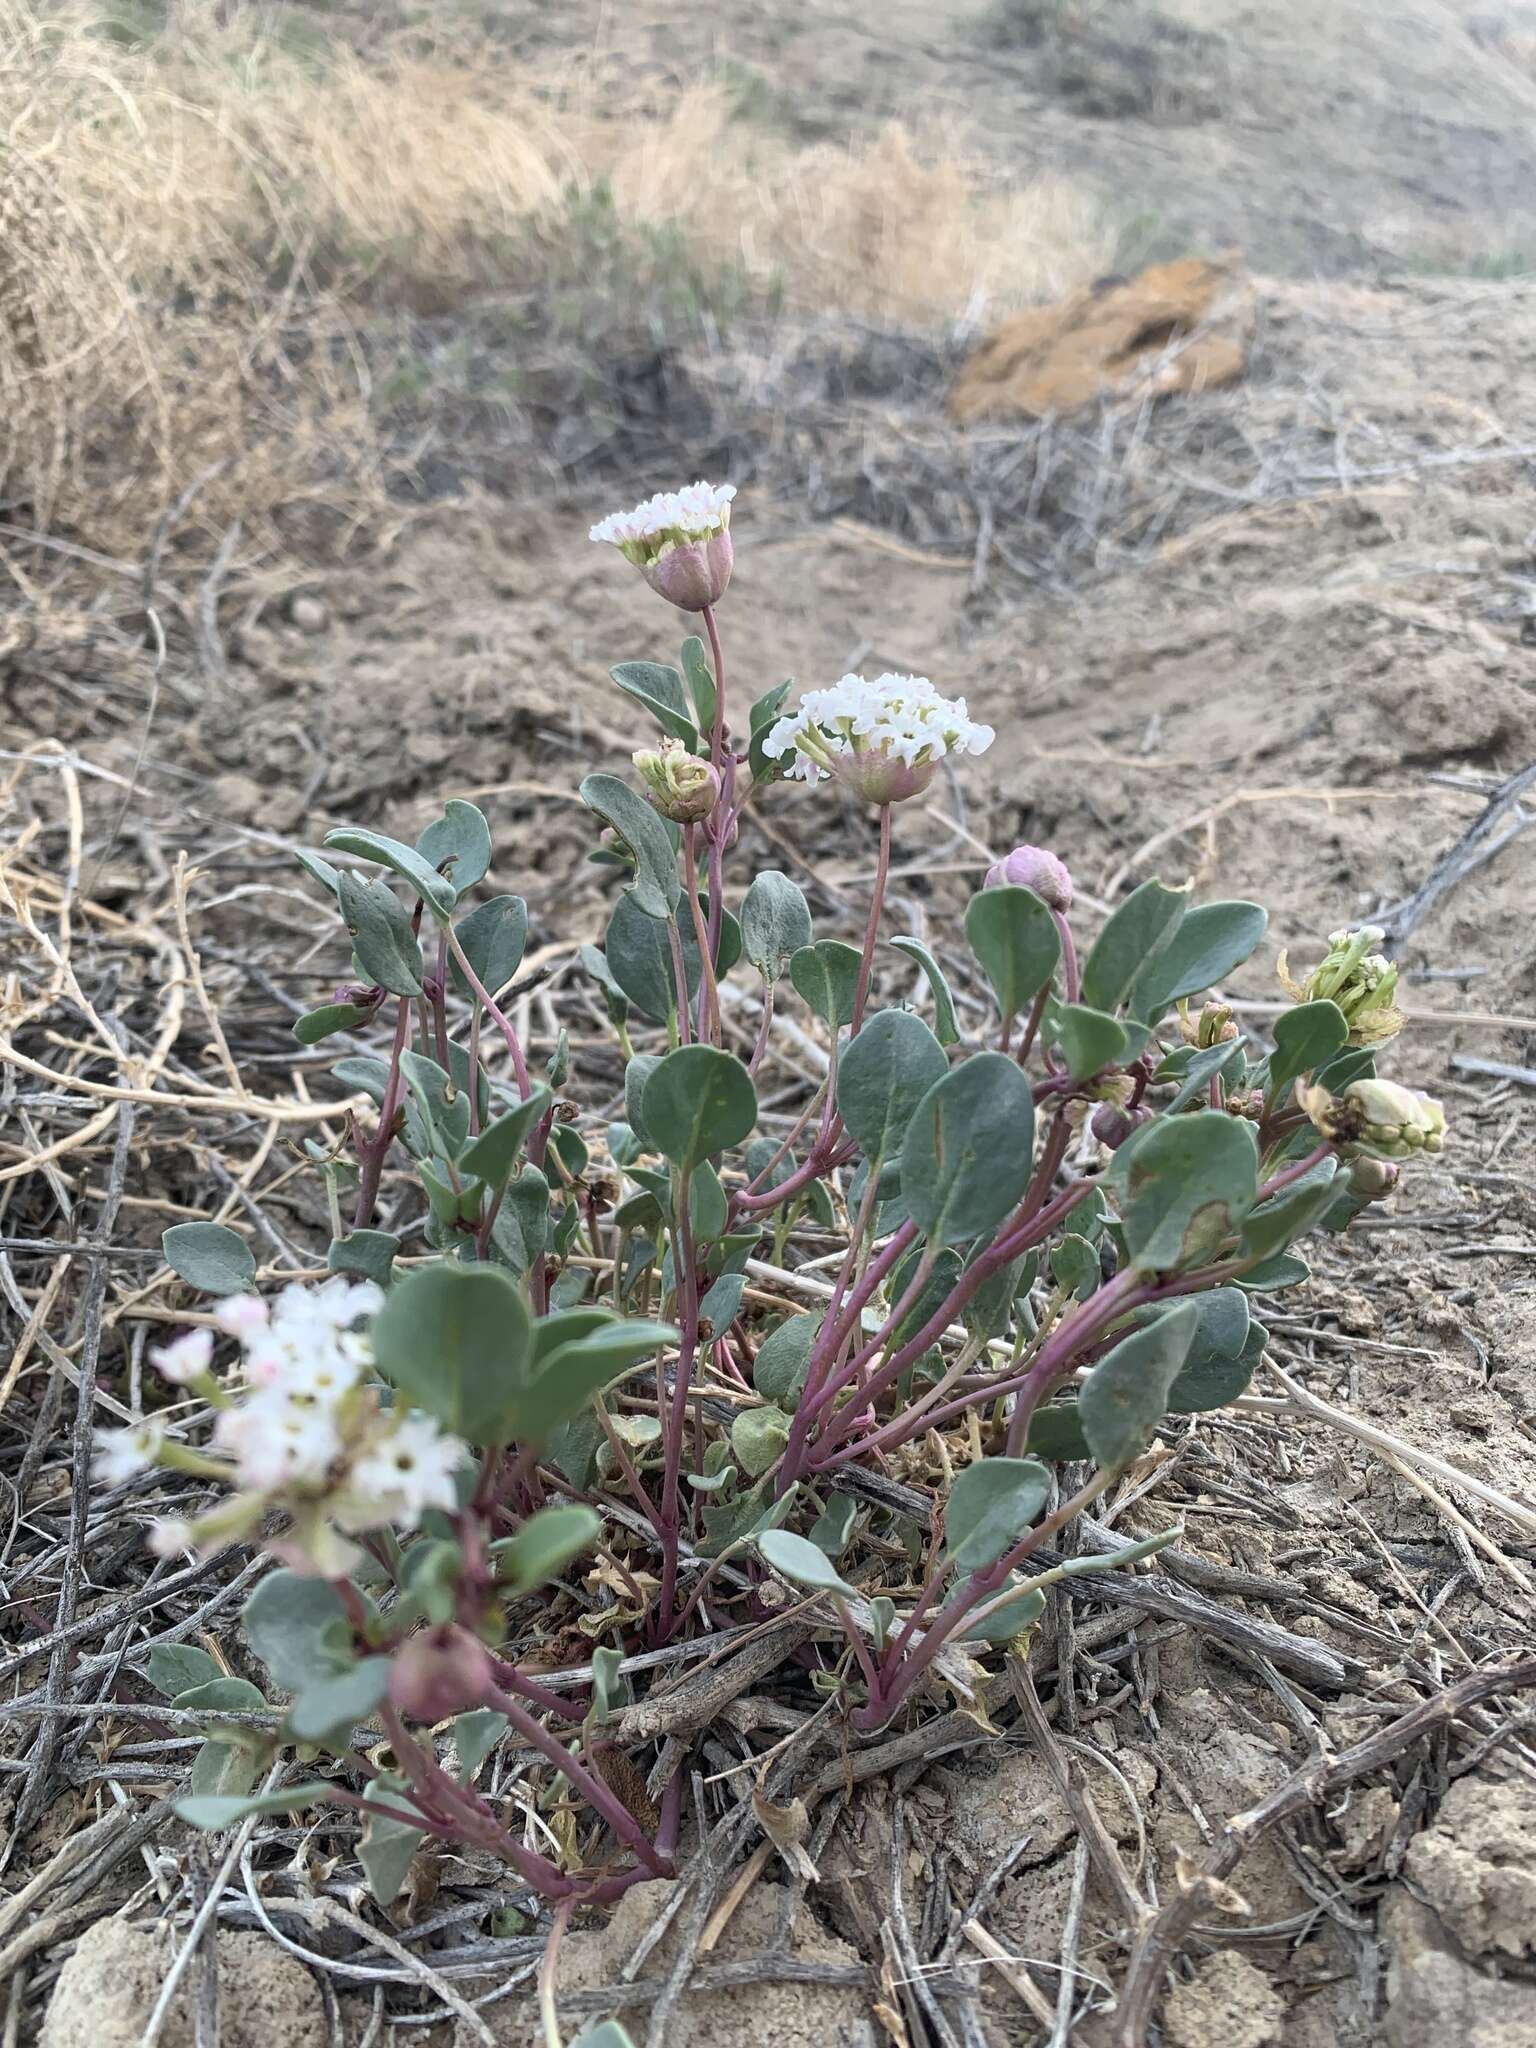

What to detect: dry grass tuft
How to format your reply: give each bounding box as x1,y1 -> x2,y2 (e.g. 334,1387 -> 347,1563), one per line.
0,1 -> 1112,558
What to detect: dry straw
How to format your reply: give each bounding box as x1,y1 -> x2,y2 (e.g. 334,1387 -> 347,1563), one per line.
0,2 -> 1110,554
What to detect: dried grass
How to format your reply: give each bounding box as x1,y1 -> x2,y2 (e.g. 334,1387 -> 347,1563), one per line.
0,0 -> 1111,555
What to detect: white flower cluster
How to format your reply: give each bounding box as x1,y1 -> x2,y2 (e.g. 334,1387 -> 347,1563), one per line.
589,481 -> 735,555
764,673 -> 995,786
93,1278 -> 466,1565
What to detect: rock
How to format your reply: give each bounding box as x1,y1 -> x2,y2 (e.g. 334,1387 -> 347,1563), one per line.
947,257 -> 1252,423
204,769 -> 304,834
1404,1772 -> 1536,1962
42,1917 -> 325,2048
459,1876 -> 876,2047
1334,1783 -> 1399,1871
1381,1890 -> 1536,2048
289,595 -> 329,635
1163,1951 -> 1284,2048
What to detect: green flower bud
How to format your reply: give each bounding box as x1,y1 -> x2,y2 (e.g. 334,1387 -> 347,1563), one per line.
1183,999 -> 1238,1049
632,738 -> 720,825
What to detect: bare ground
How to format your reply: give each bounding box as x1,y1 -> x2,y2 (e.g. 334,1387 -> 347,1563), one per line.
3,1 -> 1536,2043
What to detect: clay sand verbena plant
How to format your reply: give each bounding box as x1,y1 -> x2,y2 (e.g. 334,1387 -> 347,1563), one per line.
92,475 -> 1449,2018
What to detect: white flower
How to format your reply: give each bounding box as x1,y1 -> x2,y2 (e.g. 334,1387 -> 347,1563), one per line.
764,673 -> 994,804
214,1394 -> 341,1490
93,1423 -> 163,1486
589,482 -> 735,552
148,1328 -> 214,1386
341,1413 -> 467,1531
147,1516 -> 195,1558
212,1293 -> 269,1340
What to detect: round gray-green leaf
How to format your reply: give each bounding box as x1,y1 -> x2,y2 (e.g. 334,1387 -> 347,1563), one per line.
754,1314 -> 820,1408
324,826 -> 457,918
1078,1299 -> 1200,1470
370,1263 -> 532,1445
175,1783 -> 335,1831
964,886 -> 1061,1023
163,1221 -> 255,1296
889,936 -> 960,1046
416,799 -> 492,893
579,772 -> 681,922
839,1009 -> 948,1166
789,941 -> 862,1029
959,1579 -> 1047,1645
1266,999 -> 1349,1097
449,895 -> 528,1002
336,869 -> 424,998
943,1455 -> 1052,1571
1080,878 -> 1188,1016
731,1404 -> 792,1477
286,1657 -> 391,1743
1130,899 -> 1268,1020
1109,1110 -> 1258,1274
901,1052 -> 1035,1247
741,870 -> 813,983
1049,1002 -> 1129,1082
493,1504 -> 601,1594
243,1571 -> 353,1692
641,1046 -> 757,1170
609,660 -> 699,747
756,1527 -> 855,1595
293,1000 -> 378,1046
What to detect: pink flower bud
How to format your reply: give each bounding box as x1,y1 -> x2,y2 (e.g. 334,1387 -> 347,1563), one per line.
388,1626 -> 494,1722
1347,1154 -> 1401,1201
983,845 -> 1073,911
1090,1102 -> 1133,1149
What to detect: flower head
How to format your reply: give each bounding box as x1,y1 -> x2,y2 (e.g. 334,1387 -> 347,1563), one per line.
1278,926 -> 1404,1046
149,1327 -> 215,1386
764,673 -> 994,805
984,844 -> 1072,911
633,738 -> 720,825
590,481 -> 735,611
126,1276 -> 464,1569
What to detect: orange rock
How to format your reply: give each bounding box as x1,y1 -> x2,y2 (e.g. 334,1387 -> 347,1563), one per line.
947,257 -> 1252,423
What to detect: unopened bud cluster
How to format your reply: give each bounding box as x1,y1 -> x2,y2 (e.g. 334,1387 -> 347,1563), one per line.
1280,925 -> 1404,1046
633,738 -> 720,824
1299,1076 -> 1446,1161
984,844 -> 1074,912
